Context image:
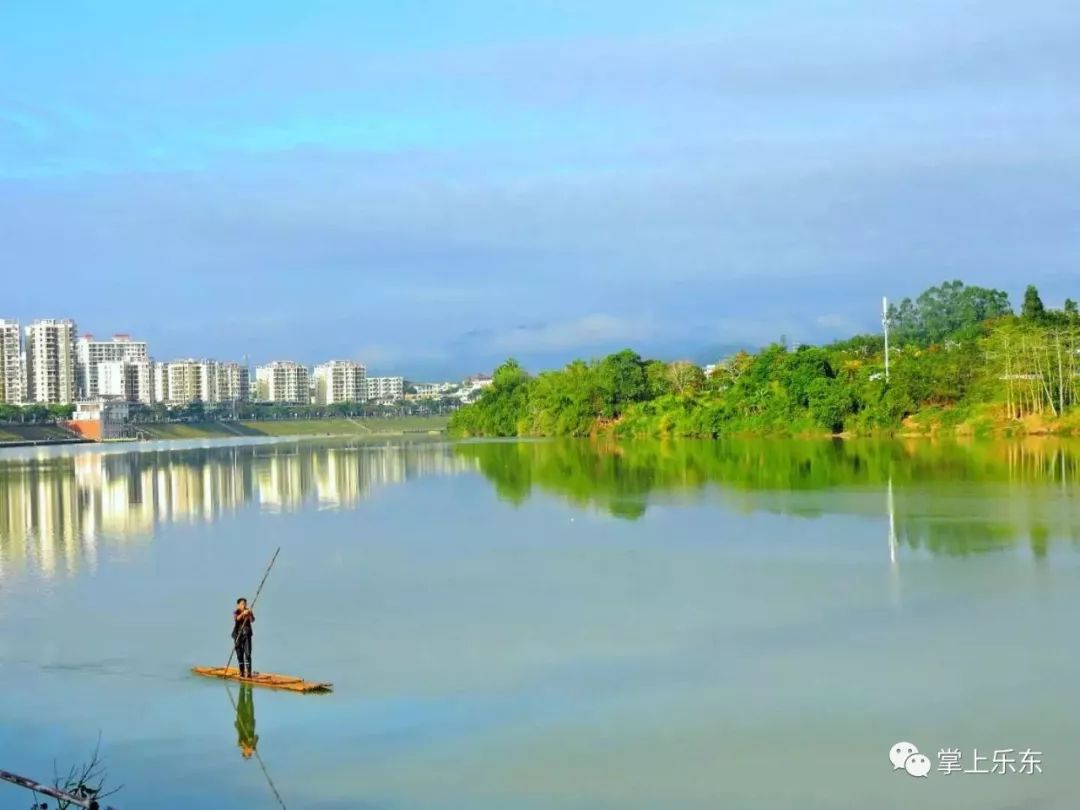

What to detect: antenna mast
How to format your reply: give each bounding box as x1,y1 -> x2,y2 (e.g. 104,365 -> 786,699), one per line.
882,296 -> 891,384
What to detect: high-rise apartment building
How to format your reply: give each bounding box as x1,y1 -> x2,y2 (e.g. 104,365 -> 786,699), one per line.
152,362 -> 169,404
0,319 -> 22,403
217,362 -> 251,403
75,334 -> 148,399
366,376 -> 404,402
161,360 -> 197,404
255,361 -> 310,404
156,359 -> 223,404
24,319 -> 77,404
98,358 -> 154,404
313,360 -> 366,405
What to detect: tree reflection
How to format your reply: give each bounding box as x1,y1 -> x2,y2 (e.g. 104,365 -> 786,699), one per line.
457,438 -> 1080,557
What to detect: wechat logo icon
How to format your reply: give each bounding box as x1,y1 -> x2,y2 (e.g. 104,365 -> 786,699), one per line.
890,742 -> 930,778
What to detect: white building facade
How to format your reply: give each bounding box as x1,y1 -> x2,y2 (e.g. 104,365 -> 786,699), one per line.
98,358 -> 154,404
152,362 -> 169,404
24,319 -> 78,404
413,382 -> 455,399
255,361 -> 311,404
217,362 -> 251,404
0,319 -> 22,403
76,334 -> 148,399
313,360 -> 366,405
154,359 -> 227,405
366,376 -> 404,402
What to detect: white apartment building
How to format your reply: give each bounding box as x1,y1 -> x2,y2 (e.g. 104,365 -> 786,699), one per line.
24,319 -> 77,404
313,360 -> 366,405
255,361 -> 310,404
156,359 -> 223,405
98,358 -> 154,404
456,374 -> 493,401
0,319 -> 21,403
413,382 -> 455,399
217,362 -> 250,403
76,334 -> 148,399
366,375 -> 404,402
152,362 -> 169,404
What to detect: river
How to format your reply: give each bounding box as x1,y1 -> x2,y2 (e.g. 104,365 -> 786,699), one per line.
0,436 -> 1077,809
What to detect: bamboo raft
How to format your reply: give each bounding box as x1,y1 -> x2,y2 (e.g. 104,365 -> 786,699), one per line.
191,666 -> 332,693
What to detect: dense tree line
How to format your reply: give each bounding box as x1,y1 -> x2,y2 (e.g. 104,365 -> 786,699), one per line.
0,402 -> 75,423
450,280 -> 1080,439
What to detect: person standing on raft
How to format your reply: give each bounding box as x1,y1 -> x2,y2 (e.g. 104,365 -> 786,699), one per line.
232,597 -> 255,677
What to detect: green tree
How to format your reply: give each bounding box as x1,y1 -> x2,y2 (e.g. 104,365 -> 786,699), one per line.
595,349 -> 647,418
889,280 -> 1011,344
23,404 -> 50,423
449,358 -> 532,436
666,361 -> 705,396
47,403 -> 75,420
644,360 -> 671,398
1021,285 -> 1046,322
779,347 -> 834,407
806,378 -> 855,432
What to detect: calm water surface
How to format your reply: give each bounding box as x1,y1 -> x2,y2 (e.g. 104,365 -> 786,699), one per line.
1,436 -> 1079,809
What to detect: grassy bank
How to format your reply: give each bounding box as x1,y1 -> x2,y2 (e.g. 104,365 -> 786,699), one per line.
0,424 -> 83,444
132,415 -> 448,441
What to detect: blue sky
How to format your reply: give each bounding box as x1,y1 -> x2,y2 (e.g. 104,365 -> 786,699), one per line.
2,1 -> 1078,378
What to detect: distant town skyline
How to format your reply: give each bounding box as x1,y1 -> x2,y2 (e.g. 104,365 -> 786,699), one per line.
3,1 -> 1078,377
0,316 -> 491,408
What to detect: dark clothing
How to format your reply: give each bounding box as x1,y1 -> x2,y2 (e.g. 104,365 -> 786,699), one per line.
235,685 -> 259,756
235,634 -> 252,677
232,608 -> 254,676
232,608 -> 255,640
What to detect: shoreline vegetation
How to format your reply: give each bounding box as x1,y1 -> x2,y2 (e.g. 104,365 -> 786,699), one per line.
450,281 -> 1080,440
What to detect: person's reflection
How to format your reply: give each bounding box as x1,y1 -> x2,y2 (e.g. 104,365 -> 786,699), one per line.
235,685 -> 259,759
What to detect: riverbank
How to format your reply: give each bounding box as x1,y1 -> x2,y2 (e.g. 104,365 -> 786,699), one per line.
0,424 -> 88,447
893,405 -> 1080,438
130,415 -> 448,441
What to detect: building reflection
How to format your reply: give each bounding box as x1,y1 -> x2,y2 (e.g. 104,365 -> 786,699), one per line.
0,442 -> 478,579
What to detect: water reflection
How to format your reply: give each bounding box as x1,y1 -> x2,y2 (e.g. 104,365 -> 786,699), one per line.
235,685 -> 258,759
225,683 -> 288,809
457,438 -> 1080,557
0,442 -> 478,578
3,438 -> 1080,579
